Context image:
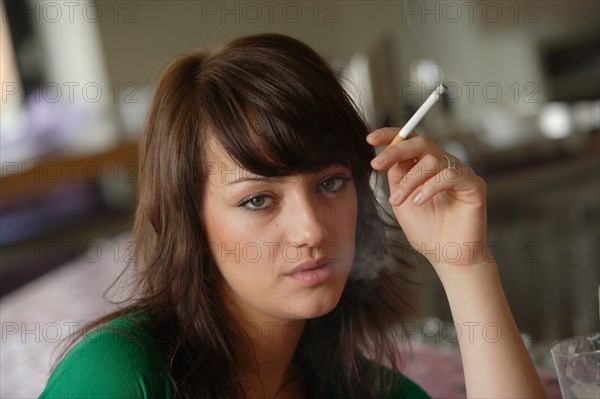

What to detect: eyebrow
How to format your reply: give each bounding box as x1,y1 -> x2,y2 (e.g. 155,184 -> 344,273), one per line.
223,165 -> 350,186
225,175 -> 284,186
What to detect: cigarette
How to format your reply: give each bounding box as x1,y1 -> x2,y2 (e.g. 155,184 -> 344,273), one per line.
389,83 -> 447,146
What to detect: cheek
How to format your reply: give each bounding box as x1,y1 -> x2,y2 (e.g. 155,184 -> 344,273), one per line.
203,187 -> 248,247
340,192 -> 358,240
204,210 -> 277,286
203,192 -> 237,267
323,196 -> 358,266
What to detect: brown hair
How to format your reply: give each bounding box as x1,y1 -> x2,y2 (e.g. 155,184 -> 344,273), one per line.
58,33 -> 416,398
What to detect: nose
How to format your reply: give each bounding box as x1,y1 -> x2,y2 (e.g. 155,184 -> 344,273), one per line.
285,193 -> 328,251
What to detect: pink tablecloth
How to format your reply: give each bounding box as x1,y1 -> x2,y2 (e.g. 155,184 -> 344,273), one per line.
404,344 -> 563,398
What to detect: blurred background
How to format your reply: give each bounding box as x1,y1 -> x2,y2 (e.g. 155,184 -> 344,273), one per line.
1,0 -> 599,397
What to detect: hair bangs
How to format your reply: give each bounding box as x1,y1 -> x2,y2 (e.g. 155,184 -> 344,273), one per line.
198,40 -> 372,178
217,106 -> 365,178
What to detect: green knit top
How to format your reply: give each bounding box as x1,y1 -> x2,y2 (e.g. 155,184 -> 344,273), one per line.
39,316 -> 430,398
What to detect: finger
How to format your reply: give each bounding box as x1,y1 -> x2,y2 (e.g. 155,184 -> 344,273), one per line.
366,127 -> 419,147
388,130 -> 419,146
389,154 -> 447,206
366,127 -> 399,146
411,167 -> 461,206
387,157 -> 419,187
371,136 -> 432,170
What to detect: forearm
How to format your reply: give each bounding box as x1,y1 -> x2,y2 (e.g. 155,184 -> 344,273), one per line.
367,128 -> 546,396
435,260 -> 546,398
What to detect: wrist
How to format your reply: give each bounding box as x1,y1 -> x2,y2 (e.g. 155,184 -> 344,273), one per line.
433,258 -> 499,288
418,241 -> 494,270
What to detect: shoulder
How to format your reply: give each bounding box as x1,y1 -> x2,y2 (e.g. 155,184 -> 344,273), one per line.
40,315 -> 171,399
380,369 -> 431,399
359,356 -> 431,399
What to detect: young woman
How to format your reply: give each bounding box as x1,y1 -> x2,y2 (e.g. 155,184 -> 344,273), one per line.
40,33 -> 546,398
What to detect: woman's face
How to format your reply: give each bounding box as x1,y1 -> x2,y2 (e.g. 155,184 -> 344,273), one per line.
203,140 -> 358,323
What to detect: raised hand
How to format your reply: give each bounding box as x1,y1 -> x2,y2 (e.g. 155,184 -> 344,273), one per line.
367,127 -> 490,268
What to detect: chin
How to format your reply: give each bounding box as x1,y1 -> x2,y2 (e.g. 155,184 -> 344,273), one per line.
286,291 -> 343,320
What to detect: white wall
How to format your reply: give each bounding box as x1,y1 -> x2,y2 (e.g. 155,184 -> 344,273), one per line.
95,1 -> 598,137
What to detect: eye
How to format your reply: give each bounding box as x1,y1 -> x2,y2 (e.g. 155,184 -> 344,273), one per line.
237,194 -> 275,211
319,175 -> 352,193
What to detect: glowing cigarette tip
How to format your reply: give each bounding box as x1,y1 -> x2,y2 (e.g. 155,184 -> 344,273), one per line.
390,83 -> 447,146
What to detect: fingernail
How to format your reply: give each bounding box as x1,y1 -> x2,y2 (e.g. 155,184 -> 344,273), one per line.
412,191 -> 423,205
389,189 -> 401,205
368,131 -> 381,141
372,154 -> 387,166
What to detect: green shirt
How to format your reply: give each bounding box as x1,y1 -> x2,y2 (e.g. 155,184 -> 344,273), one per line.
40,317 -> 430,398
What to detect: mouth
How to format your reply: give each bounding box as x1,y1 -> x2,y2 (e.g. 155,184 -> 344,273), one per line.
285,259 -> 337,285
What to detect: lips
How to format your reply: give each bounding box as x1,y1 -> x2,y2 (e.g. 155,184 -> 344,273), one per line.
285,258 -> 337,285
285,258 -> 333,276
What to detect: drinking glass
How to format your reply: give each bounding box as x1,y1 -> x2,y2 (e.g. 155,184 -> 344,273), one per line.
551,332 -> 600,399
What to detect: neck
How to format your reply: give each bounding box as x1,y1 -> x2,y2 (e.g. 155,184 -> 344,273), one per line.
217,273 -> 308,398
239,317 -> 305,398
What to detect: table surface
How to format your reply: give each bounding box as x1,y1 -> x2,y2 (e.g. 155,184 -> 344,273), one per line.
0,232 -> 562,398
